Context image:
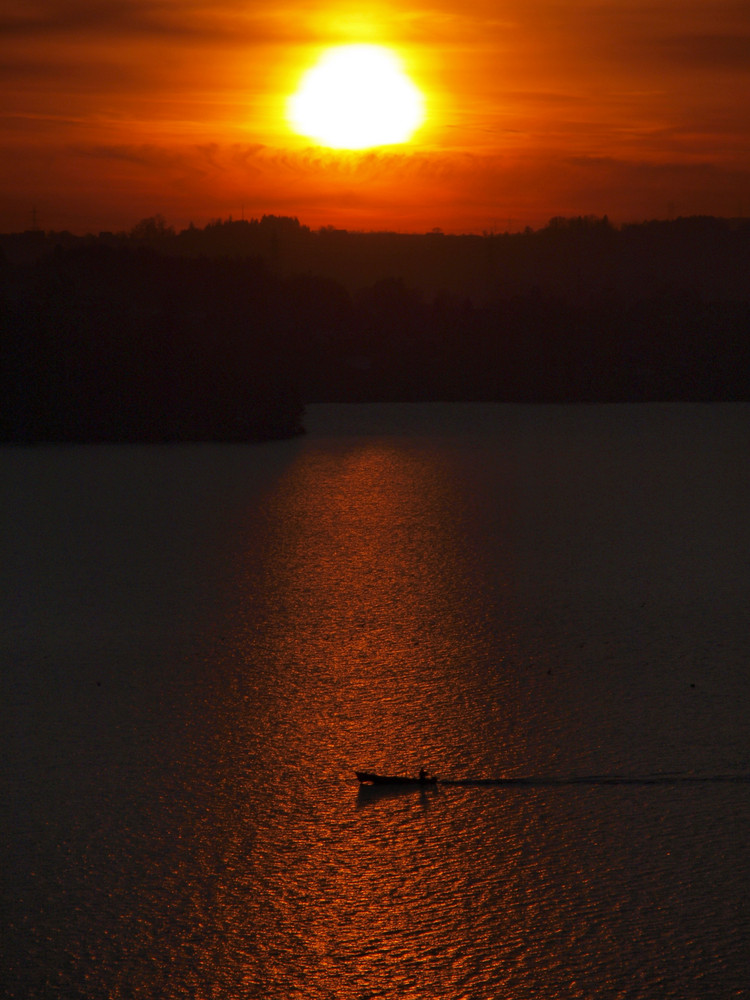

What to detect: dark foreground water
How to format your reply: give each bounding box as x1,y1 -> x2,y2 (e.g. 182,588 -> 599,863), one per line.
2,404 -> 749,999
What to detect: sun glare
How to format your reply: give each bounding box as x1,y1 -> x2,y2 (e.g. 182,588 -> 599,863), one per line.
287,44 -> 425,149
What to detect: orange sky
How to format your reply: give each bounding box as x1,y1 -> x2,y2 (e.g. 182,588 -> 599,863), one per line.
2,0 -> 749,233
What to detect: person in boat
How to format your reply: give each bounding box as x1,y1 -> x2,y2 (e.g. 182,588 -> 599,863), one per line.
419,768 -> 427,782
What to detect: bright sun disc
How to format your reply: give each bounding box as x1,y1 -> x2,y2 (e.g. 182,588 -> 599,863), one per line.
288,44 -> 425,149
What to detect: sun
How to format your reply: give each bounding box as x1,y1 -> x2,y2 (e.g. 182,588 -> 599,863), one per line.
287,44 -> 425,149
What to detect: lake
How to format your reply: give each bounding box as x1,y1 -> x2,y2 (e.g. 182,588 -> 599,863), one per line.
2,403 -> 749,999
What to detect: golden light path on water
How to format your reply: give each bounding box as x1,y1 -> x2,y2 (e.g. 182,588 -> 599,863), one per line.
184,411 -> 748,999
222,436 -> 545,997
3,405 -> 749,999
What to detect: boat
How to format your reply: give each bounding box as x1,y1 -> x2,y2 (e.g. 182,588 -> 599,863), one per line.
355,770 -> 438,786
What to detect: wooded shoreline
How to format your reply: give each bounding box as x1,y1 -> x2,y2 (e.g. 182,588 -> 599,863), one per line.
3,214 -> 749,442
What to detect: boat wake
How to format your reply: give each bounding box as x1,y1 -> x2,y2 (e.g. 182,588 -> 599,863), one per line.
439,773 -> 750,787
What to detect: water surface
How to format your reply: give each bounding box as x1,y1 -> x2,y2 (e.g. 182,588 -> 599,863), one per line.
3,403 -> 749,998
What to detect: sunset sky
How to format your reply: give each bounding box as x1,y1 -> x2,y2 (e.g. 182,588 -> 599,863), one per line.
2,0 -> 749,234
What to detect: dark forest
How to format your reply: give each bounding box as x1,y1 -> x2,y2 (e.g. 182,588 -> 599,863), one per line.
2,214 -> 749,442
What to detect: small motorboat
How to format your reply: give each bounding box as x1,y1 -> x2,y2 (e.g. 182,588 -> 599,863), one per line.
355,770 -> 438,786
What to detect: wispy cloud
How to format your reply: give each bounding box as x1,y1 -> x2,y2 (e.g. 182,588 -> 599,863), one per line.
654,32 -> 750,71
1,0 -> 749,231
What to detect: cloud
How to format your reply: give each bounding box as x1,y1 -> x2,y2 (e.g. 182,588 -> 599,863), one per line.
655,32 -> 750,71
1,0 -> 193,38
2,0 -> 749,233
3,129 -> 749,234
70,142 -> 199,169
0,53 -> 146,89
0,0 -> 358,45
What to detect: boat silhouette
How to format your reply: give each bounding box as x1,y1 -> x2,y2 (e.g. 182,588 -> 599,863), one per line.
355,770 -> 438,786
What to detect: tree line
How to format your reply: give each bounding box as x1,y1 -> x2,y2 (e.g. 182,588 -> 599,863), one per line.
1,214 -> 749,441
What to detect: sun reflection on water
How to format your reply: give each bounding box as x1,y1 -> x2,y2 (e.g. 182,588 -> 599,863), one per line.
249,440 -> 501,772
186,421 -> 750,999
220,436 -> 536,997
7,411 -> 749,999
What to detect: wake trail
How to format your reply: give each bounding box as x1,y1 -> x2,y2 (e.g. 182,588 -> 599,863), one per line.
439,773 -> 750,787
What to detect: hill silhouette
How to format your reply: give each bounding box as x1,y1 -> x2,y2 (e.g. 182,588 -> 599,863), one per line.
2,214 -> 749,441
